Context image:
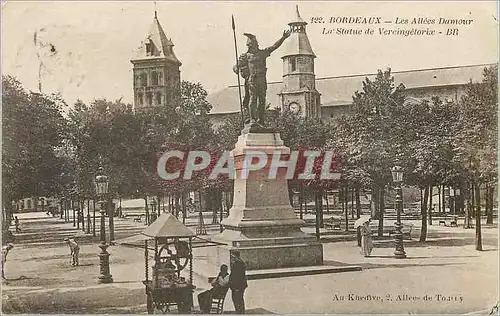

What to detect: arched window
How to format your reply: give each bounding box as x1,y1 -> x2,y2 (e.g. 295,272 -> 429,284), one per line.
141,73 -> 147,87
151,71 -> 158,85
147,93 -> 153,106
138,93 -> 144,106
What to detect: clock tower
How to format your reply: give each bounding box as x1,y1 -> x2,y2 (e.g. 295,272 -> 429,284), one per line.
278,6 -> 321,118
131,12 -> 181,111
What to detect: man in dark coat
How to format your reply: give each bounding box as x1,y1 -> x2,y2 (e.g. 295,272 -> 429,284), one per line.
229,250 -> 247,314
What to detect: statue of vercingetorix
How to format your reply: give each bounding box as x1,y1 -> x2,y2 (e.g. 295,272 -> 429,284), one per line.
233,30 -> 291,126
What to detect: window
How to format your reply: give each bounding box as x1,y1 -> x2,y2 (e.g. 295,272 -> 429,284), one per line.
146,42 -> 152,56
156,93 -> 162,105
140,73 -> 147,87
27,199 -> 32,209
147,93 -> 153,106
138,93 -> 144,106
290,57 -> 296,72
151,71 -> 158,85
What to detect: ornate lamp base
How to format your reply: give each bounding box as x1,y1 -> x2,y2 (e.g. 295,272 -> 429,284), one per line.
393,222 -> 407,259
98,242 -> 113,283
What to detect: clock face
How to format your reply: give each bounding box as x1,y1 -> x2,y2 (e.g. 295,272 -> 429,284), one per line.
289,102 -> 300,114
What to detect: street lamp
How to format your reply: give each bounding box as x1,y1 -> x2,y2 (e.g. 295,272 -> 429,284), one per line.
391,165 -> 407,259
95,166 -> 113,284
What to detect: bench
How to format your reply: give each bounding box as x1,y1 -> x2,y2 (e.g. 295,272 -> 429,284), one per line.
324,217 -> 341,230
387,224 -> 414,240
438,215 -> 458,227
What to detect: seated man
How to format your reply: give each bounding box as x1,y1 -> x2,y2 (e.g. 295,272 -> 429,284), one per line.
197,264 -> 229,313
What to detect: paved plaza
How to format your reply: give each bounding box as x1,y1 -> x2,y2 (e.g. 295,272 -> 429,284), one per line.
2,212 -> 498,314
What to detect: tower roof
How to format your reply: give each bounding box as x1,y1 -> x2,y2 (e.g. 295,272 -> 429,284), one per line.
132,15 -> 181,65
282,5 -> 315,58
288,5 -> 307,25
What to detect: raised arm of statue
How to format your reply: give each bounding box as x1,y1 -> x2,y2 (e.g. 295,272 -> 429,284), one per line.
264,30 -> 291,55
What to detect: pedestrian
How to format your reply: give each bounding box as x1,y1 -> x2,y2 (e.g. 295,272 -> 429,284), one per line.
14,216 -> 21,232
360,219 -> 374,257
198,264 -> 230,313
229,250 -> 247,314
64,238 -> 80,266
1,243 -> 14,279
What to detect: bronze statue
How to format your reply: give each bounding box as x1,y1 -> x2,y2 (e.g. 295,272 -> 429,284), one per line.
233,30 -> 291,126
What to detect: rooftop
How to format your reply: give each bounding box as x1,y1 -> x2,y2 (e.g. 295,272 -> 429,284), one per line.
207,63 -> 496,115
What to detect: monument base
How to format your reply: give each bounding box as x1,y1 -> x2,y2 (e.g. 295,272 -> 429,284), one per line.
210,130 -> 323,270
212,235 -> 323,270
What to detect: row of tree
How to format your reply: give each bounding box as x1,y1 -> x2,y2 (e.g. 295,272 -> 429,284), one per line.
2,65 -> 497,249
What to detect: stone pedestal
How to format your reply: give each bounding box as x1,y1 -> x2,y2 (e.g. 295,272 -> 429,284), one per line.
212,129 -> 323,270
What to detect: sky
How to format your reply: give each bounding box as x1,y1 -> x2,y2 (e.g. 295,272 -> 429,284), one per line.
2,1 -> 498,106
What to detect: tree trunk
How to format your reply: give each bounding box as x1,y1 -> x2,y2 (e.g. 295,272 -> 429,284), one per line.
92,200 -> 96,236
318,190 -> 324,228
420,186 -> 429,242
486,185 -> 494,224
474,184 -> 483,251
144,197 -> 150,225
438,186 -> 441,214
373,187 -> 380,219
182,192 -> 187,225
108,197 -> 114,242
428,186 -> 433,226
299,184 -> 303,219
344,186 -> 349,231
442,185 -> 446,213
355,187 -> 362,247
464,185 -> 472,228
351,188 -> 355,219
377,185 -> 385,237
325,191 -> 330,213
314,193 -> 321,240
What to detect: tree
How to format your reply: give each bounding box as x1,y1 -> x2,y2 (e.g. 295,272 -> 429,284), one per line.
333,69 -> 406,237
2,76 -> 67,202
454,66 -> 498,250
2,76 -> 67,242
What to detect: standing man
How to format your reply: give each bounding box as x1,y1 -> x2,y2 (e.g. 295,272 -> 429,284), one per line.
1,243 -> 14,279
229,250 -> 247,314
233,30 -> 290,125
64,238 -> 80,266
14,216 -> 21,232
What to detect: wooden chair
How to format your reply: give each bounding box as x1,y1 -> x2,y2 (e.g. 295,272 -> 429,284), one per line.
210,286 -> 229,314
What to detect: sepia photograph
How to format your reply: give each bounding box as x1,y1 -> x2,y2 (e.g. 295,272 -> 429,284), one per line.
1,1 -> 499,314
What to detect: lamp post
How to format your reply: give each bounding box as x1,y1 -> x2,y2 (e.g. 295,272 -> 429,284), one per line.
391,165 -> 407,259
95,166 -> 113,284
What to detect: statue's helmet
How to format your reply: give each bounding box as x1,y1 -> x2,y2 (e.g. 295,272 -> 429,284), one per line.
243,33 -> 258,48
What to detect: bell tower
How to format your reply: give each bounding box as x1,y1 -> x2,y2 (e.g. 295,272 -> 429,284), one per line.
131,12 -> 181,111
278,5 -> 321,118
